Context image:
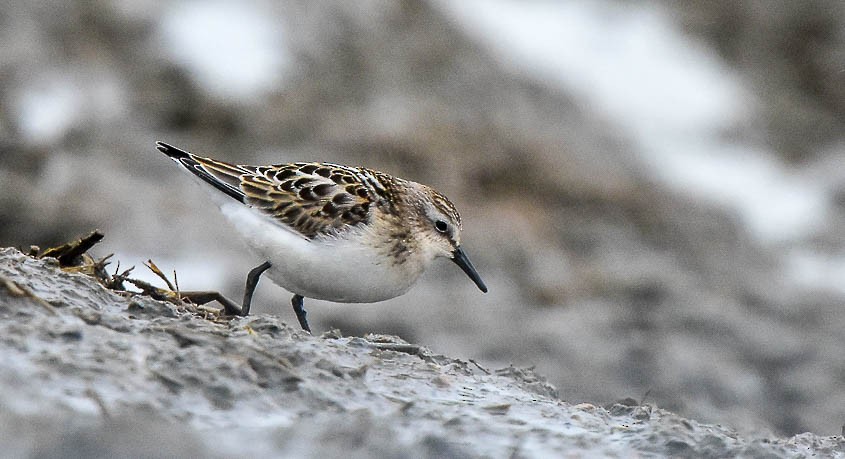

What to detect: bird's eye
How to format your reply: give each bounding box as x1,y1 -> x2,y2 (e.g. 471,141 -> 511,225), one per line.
435,220 -> 449,233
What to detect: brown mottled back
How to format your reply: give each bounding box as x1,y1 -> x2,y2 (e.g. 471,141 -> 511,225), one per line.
195,158 -> 391,238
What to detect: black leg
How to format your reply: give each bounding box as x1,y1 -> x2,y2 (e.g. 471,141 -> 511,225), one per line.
241,261 -> 272,316
291,294 -> 311,333
178,261 -> 271,317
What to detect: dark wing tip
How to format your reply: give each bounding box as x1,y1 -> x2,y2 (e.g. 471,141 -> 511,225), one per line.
156,141 -> 190,160
156,141 -> 247,204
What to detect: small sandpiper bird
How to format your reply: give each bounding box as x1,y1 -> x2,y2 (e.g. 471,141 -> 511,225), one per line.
157,142 -> 487,332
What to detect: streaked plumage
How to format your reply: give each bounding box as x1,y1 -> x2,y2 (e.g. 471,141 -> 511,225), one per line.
156,141 -> 486,332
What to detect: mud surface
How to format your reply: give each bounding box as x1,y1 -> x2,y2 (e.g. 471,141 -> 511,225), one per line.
0,247 -> 842,458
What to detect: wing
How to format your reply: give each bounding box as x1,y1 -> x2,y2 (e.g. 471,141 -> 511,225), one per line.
240,162 -> 384,238
157,142 -> 384,239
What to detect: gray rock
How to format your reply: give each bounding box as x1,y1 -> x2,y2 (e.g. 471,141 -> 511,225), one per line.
0,247 -> 842,458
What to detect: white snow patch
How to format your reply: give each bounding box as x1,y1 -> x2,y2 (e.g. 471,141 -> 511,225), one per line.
159,0 -> 290,101
438,0 -> 744,131
643,143 -> 828,242
785,249 -> 845,296
437,0 -> 829,243
15,77 -> 81,145
14,70 -> 128,146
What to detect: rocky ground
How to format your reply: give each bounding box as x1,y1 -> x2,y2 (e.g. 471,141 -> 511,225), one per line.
1,246 -> 843,458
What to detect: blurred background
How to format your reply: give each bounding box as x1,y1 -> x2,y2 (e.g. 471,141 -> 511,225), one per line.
2,0 -> 845,437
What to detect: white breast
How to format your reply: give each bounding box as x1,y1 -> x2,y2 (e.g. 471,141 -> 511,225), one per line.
219,203 -> 425,303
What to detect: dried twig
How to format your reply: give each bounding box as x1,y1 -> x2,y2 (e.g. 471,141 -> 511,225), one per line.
39,230 -> 104,266
144,259 -> 176,292
125,278 -> 180,303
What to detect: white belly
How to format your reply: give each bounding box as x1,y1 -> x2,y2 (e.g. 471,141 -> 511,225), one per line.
220,203 -> 423,303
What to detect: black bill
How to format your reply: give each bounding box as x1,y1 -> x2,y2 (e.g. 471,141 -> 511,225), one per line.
451,246 -> 488,293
